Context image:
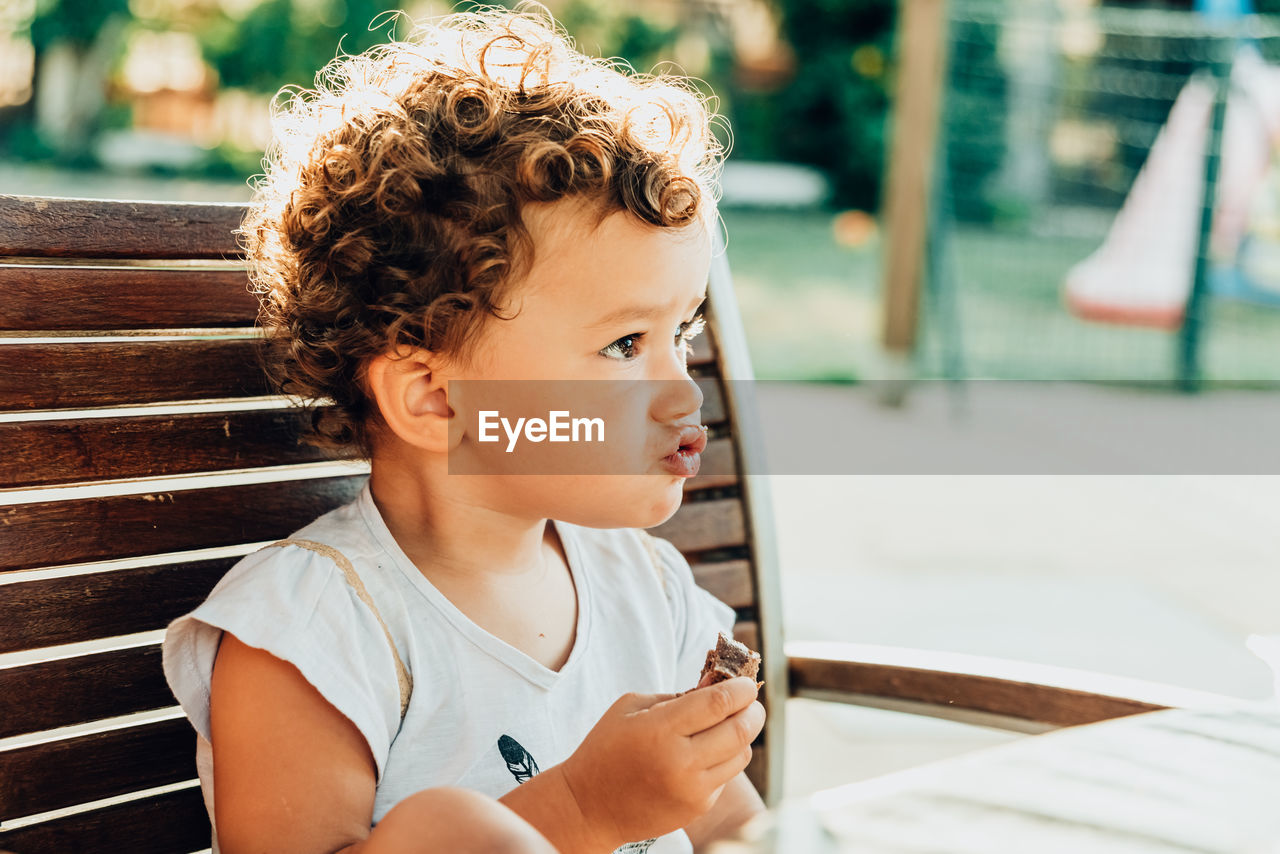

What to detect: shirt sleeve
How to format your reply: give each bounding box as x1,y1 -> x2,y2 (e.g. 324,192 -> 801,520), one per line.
162,543 -> 403,780
644,532 -> 738,692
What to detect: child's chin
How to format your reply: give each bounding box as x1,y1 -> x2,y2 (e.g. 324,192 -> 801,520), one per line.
561,483 -> 685,530
634,500 -> 683,530
630,480 -> 686,528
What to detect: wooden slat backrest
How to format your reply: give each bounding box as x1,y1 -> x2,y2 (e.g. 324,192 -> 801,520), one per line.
0,194 -> 782,850
0,196 -> 243,259
0,265 -> 256,329
0,338 -> 271,410
0,786 -> 211,854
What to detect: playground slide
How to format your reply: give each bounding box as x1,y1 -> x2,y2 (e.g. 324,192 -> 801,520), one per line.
1064,47 -> 1280,329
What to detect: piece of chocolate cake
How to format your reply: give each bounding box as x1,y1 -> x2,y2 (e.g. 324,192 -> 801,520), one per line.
695,631 -> 762,688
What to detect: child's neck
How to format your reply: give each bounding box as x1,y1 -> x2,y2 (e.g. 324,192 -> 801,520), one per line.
367,458 -> 552,583
367,455 -> 580,673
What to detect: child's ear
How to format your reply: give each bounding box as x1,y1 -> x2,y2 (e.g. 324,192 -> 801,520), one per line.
364,346 -> 458,454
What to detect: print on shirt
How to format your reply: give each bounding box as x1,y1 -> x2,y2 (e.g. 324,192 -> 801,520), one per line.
497,734 -> 540,783
496,734 -> 656,854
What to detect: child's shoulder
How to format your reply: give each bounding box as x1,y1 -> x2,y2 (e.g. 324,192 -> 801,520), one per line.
163,545 -> 404,768
197,484 -> 377,609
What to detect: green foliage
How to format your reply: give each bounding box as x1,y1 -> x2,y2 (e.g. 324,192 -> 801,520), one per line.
607,11 -> 682,66
201,140 -> 267,180
188,0 -> 901,204
199,0 -> 411,93
762,0 -> 895,210
11,0 -> 906,210
1,122 -> 58,162
554,0 -> 681,72
30,0 -> 130,51
944,13 -> 1007,222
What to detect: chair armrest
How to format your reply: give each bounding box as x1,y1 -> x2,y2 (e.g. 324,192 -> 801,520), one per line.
786,640 -> 1239,732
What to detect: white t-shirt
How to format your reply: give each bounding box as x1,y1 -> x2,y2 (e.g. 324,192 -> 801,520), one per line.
163,477 -> 735,854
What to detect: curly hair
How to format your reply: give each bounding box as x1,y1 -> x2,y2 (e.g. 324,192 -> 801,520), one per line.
240,4 -> 724,460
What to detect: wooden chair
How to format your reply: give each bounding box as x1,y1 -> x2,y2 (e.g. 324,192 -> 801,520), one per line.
0,194 -> 1208,852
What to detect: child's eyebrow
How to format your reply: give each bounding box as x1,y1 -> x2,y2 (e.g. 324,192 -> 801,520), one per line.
588,294 -> 706,329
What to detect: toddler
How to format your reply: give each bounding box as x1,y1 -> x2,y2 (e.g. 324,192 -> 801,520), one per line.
163,5 -> 765,853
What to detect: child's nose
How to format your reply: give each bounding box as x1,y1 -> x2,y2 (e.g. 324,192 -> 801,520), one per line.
650,375 -> 704,425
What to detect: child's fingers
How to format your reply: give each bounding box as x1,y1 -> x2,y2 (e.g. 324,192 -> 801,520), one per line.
701,742 -> 755,791
689,702 -> 764,766
687,700 -> 765,766
617,691 -> 680,714
659,677 -> 759,736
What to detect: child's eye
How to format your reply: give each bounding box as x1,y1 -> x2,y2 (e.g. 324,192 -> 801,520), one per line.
600,333 -> 643,361
599,315 -> 704,362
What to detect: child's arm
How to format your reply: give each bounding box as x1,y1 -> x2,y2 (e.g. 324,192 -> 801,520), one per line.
499,678 -> 765,852
681,772 -> 766,851
210,632 -> 380,853
495,762 -> 617,852
210,633 -> 554,854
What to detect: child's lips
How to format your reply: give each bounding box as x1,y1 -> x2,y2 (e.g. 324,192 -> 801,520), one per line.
660,424 -> 707,477
676,424 -> 708,455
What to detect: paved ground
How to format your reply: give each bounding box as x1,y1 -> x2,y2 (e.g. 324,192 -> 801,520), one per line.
771,382 -> 1280,797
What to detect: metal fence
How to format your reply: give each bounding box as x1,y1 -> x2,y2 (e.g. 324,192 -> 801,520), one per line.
920,0 -> 1280,385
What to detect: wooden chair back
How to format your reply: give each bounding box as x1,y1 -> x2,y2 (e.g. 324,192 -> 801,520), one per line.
0,194 -> 785,852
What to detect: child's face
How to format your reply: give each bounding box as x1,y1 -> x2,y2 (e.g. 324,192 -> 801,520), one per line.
451,198 -> 713,529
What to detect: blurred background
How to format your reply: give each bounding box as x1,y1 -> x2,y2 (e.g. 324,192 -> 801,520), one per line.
4,0 -> 1280,796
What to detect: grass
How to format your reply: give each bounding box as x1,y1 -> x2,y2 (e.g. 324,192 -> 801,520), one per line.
718,208 -> 879,382
719,209 -> 1280,383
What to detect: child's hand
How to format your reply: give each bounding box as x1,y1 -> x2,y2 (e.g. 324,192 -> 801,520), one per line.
559,676 -> 765,848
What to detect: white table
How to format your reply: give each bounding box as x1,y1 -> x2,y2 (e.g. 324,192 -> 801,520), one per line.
717,703 -> 1280,853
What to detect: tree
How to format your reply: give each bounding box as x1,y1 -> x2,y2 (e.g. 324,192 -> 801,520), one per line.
760,0 -> 896,210
26,0 -> 132,161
